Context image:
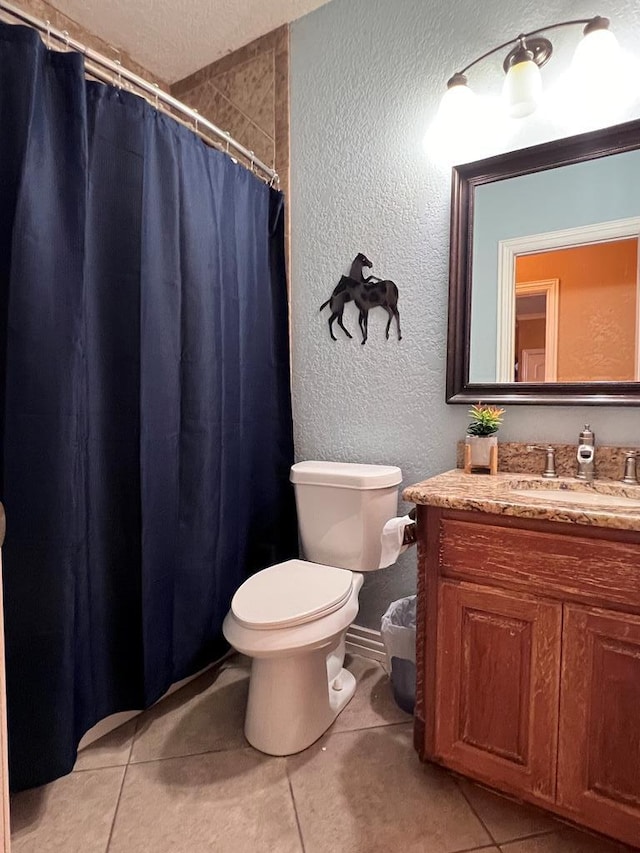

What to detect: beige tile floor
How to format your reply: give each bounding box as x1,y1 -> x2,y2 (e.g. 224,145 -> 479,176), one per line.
9,654 -> 637,853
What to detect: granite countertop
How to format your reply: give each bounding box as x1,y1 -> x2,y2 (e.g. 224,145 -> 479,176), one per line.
403,470 -> 640,532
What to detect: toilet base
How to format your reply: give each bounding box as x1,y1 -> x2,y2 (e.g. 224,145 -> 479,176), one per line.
244,641 -> 356,756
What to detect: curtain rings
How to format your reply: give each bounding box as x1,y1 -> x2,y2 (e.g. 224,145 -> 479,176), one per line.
45,20 -> 51,50
193,108 -> 200,134
153,83 -> 160,110
109,47 -> 123,89
249,151 -> 255,173
223,132 -> 237,164
61,30 -> 70,50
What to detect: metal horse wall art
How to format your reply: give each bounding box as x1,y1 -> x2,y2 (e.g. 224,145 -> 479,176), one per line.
319,253 -> 402,344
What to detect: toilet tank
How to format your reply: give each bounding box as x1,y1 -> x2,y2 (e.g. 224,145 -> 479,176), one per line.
290,461 -> 402,572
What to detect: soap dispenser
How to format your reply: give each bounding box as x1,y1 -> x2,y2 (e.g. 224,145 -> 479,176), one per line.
576,424 -> 595,482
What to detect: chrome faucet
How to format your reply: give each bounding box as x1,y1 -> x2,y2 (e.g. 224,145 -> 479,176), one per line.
526,445 -> 557,478
576,424 -> 595,482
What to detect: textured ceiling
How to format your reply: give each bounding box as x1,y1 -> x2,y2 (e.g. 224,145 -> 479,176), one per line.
51,0 -> 332,82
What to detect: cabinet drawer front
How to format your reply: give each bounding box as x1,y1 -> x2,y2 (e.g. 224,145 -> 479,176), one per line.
440,518 -> 640,608
435,581 -> 561,801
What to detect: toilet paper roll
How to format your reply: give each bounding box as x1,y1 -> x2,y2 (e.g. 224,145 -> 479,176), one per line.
379,515 -> 414,568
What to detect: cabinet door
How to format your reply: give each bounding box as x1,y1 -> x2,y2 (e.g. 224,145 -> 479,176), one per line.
435,581 -> 562,802
558,605 -> 640,847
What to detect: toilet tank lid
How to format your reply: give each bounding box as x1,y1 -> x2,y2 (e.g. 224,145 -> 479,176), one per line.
291,461 -> 402,489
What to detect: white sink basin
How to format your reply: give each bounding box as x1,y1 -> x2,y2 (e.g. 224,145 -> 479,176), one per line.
506,479 -> 640,513
511,488 -> 640,509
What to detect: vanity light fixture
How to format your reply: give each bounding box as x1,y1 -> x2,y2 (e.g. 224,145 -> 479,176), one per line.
441,15 -> 619,121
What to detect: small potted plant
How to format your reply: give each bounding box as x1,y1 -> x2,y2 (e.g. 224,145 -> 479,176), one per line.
465,403 -> 505,472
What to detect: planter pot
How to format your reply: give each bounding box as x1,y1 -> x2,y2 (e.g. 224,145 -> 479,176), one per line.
465,434 -> 498,469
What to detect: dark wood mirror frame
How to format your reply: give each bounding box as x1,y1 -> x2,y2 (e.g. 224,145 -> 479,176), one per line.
446,117 -> 640,406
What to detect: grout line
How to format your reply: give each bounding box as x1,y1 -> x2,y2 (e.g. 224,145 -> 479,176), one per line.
123,743 -> 255,769
448,843 -> 504,853
271,48 -> 276,160
104,764 -> 128,853
193,82 -> 275,150
455,778 -> 500,848
454,779 -> 562,850
127,709 -> 144,764
125,717 -> 139,765
72,762 -> 130,774
101,720 -> 411,773
120,719 -> 413,770
331,719 -> 413,736
285,762 -> 306,853
496,830 -> 559,850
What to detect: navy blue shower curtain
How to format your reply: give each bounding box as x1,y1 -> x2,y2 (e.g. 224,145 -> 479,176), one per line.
0,22 -> 297,790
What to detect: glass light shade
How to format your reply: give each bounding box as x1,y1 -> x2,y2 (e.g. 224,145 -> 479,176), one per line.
437,81 -> 476,125
572,27 -> 621,91
503,59 -> 542,118
423,82 -> 478,166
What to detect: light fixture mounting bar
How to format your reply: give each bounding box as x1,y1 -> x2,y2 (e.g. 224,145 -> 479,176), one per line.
453,15 -> 606,78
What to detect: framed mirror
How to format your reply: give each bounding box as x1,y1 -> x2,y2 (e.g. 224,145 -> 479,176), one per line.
447,118 -> 640,405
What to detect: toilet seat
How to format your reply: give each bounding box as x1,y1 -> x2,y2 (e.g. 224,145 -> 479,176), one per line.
231,559 -> 353,630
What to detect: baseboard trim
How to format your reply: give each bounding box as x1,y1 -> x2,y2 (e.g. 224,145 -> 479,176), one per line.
345,624 -> 388,666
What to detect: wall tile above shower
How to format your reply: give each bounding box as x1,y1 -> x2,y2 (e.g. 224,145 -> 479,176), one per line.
171,25 -> 290,201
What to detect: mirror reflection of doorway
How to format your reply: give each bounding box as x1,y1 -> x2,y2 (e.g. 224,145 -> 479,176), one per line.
514,237 -> 639,382
496,227 -> 640,383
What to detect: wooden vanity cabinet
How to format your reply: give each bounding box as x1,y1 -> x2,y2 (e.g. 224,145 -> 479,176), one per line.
415,505 -> 640,849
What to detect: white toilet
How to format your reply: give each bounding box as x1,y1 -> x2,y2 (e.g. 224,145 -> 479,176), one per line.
222,460 -> 402,756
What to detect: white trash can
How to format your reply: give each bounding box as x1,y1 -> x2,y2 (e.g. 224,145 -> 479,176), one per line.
381,595 -> 416,714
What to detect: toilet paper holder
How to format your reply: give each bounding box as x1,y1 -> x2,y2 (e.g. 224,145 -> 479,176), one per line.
402,508 -> 417,547
379,508 -> 417,568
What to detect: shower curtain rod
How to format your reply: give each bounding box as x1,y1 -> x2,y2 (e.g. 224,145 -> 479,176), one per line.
0,0 -> 279,186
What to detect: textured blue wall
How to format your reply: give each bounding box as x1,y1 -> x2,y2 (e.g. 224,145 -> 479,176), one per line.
290,0 -> 640,628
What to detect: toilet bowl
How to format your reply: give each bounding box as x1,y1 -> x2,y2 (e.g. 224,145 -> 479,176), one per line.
223,560 -> 364,755
223,461 -> 402,756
